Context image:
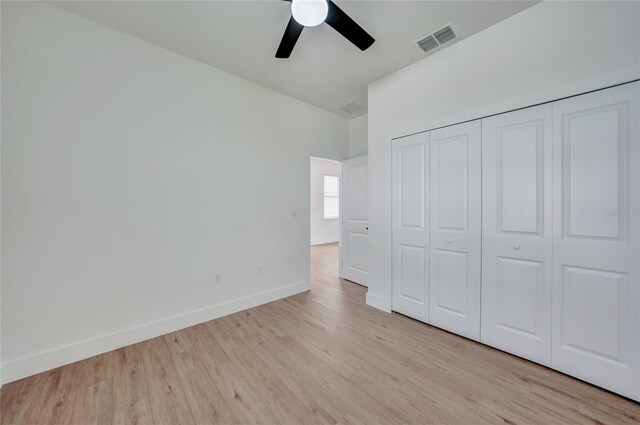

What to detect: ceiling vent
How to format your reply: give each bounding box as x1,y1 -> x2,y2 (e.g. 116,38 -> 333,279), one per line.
338,101 -> 364,114
433,26 -> 456,45
415,24 -> 457,54
416,35 -> 438,54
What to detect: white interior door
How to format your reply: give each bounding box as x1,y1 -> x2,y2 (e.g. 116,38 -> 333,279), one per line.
392,133 -> 429,322
428,121 -> 482,340
341,156 -> 368,286
551,82 -> 640,399
481,105 -> 553,364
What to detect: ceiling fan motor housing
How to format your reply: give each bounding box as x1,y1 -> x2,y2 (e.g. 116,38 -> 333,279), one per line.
291,0 -> 329,27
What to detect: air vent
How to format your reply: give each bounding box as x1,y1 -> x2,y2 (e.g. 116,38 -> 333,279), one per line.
415,35 -> 438,54
338,101 -> 364,114
433,26 -> 456,45
414,24 -> 457,54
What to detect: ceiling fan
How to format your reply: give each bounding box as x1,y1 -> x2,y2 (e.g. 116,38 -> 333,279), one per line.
276,0 -> 375,58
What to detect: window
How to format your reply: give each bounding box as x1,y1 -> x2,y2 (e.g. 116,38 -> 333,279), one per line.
323,175 -> 339,219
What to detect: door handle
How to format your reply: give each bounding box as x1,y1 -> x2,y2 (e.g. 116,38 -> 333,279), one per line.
514,245 -> 521,250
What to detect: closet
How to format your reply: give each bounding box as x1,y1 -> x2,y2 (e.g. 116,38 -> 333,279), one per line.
391,81 -> 640,401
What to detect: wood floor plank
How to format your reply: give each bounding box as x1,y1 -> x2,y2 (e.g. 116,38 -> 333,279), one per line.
112,345 -> 154,425
163,330 -> 237,425
335,413 -> 370,425
224,312 -> 385,424
257,302 -> 364,379
398,378 -> 492,425
140,337 -> 196,425
69,352 -> 115,425
476,390 -> 583,425
273,296 -> 424,377
206,319 -> 323,425
27,360 -> 86,425
528,381 -> 640,425
267,299 -> 418,387
220,312 -> 349,425
1,243 -> 638,425
240,311 -> 413,424
185,324 -> 281,425
0,372 -> 49,425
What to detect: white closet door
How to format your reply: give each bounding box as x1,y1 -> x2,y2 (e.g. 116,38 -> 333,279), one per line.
428,121 -> 482,340
552,82 -> 640,400
481,105 -> 553,364
392,133 -> 429,322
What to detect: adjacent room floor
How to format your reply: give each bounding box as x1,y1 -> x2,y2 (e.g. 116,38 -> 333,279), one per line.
1,242 -> 639,425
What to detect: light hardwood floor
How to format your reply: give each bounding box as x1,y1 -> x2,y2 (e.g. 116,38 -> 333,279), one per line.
2,242 -> 639,424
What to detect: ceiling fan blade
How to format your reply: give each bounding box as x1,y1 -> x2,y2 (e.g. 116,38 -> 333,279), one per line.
325,0 -> 374,51
276,16 -> 304,58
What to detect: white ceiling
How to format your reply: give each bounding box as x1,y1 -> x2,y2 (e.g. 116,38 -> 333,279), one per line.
50,0 -> 538,118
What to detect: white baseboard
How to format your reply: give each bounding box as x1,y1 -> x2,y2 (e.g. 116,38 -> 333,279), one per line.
1,280 -> 309,385
366,292 -> 391,313
310,237 -> 338,246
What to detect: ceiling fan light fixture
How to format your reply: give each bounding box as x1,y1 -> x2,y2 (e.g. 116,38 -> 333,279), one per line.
291,0 -> 328,27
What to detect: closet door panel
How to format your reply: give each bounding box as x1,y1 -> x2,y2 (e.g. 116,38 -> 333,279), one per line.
392,133 -> 430,322
552,82 -> 640,400
495,257 -> 544,335
429,121 -> 482,340
481,105 -> 553,365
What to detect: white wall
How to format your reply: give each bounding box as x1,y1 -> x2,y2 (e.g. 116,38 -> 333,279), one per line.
1,1 -> 348,383
366,1 -> 640,311
310,157 -> 341,245
348,114 -> 368,158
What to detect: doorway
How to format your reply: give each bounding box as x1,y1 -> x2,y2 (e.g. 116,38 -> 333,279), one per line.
308,155 -> 369,287
309,156 -> 341,285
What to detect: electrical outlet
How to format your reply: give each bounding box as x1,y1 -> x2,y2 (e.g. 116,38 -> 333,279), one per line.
213,272 -> 222,284
257,264 -> 264,275
291,209 -> 299,219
